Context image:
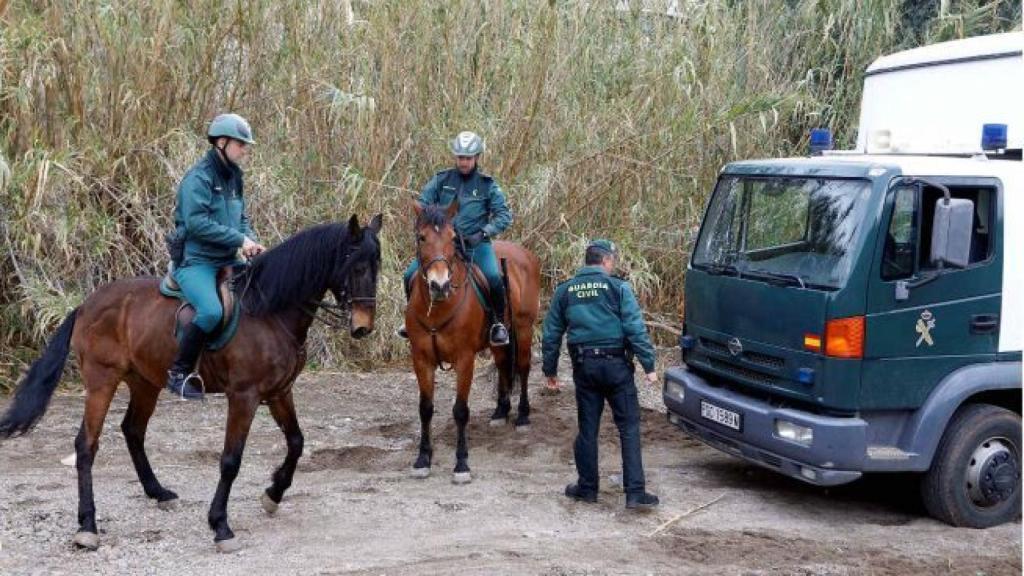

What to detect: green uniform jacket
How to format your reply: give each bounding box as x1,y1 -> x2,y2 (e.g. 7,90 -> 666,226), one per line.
542,266 -> 656,376
174,149 -> 254,265
418,168 -> 512,238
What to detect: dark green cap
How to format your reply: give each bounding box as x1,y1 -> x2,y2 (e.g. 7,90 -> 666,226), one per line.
587,239 -> 618,256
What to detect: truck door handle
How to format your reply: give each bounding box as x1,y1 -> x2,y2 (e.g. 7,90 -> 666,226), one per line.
970,314 -> 999,334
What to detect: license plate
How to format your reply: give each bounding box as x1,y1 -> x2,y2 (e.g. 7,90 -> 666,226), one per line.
701,400 -> 742,431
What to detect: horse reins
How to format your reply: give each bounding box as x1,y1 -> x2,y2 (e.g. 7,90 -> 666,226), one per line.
413,250 -> 471,372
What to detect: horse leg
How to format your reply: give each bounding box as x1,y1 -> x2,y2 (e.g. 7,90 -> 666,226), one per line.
452,354 -> 474,484
121,380 -> 178,508
514,334 -> 532,431
72,362 -> 119,550
411,354 -> 435,478
207,391 -> 259,553
261,390 -> 303,515
489,348 -> 512,426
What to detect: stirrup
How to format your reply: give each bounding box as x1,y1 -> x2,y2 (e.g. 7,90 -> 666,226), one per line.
168,371 -> 206,401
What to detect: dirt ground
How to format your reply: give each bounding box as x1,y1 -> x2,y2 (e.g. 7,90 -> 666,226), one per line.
0,354 -> 1020,576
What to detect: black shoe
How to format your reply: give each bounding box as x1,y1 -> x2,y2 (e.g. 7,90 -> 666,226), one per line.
397,324 -> 409,339
489,323 -> 510,346
564,483 -> 598,503
166,371 -> 205,400
625,492 -> 659,510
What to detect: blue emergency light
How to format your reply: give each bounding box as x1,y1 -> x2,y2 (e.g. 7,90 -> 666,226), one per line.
809,128 -> 833,155
981,123 -> 1008,151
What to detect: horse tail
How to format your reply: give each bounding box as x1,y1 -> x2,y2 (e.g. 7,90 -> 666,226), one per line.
499,257 -> 517,379
0,308 -> 78,438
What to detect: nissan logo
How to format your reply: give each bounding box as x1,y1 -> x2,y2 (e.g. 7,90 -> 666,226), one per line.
727,337 -> 743,356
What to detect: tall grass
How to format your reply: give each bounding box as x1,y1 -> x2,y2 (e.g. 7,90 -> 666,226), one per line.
1,0 -> 1019,391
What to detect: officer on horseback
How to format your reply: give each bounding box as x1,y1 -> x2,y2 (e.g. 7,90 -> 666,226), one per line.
166,113 -> 265,400
399,131 -> 513,346
542,239 -> 660,509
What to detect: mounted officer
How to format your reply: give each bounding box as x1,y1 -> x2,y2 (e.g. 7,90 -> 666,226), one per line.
399,130 -> 513,346
166,113 -> 265,400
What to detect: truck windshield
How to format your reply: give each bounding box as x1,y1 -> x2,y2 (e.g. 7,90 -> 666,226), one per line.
692,176 -> 872,290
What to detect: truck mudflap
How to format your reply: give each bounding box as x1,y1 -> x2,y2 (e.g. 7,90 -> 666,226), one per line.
664,365 -> 868,487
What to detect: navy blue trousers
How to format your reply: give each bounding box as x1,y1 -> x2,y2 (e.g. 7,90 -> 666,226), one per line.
571,355 -> 646,496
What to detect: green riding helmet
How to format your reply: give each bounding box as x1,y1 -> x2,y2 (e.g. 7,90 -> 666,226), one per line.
208,113 -> 255,145
450,131 -> 484,156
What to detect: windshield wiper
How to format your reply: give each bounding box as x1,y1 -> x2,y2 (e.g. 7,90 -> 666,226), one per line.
743,270 -> 807,289
703,263 -> 741,277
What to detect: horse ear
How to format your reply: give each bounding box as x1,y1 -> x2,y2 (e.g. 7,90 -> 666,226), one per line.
348,214 -> 363,239
368,213 -> 383,234
445,199 -> 460,222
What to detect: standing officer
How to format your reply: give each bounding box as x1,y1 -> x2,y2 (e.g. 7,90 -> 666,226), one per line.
399,130 -> 513,345
542,239 -> 659,509
167,113 -> 264,400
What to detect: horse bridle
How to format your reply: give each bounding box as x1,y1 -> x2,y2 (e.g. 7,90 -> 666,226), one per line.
416,231 -> 471,294
305,292 -> 377,330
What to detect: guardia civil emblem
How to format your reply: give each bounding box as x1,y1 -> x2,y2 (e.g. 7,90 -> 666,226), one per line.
915,310 -> 936,347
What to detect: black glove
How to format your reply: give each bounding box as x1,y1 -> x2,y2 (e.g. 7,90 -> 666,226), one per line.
464,231 -> 487,247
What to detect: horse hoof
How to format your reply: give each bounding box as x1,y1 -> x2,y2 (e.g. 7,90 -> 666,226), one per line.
72,531 -> 99,550
216,537 -> 243,554
515,424 -> 531,433
261,492 -> 279,516
452,472 -> 472,485
409,466 -> 430,479
489,418 -> 507,428
157,497 -> 179,511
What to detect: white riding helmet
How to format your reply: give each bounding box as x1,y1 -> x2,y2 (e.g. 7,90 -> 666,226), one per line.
450,131 -> 485,156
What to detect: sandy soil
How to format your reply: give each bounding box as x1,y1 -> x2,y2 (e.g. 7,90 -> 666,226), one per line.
0,355 -> 1020,575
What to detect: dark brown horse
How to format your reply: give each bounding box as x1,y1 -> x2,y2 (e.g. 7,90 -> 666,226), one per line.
0,215 -> 382,552
406,202 -> 540,483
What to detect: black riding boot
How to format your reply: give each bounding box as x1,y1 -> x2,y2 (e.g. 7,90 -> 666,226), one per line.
489,281 -> 510,346
398,275 -> 413,339
165,323 -> 209,400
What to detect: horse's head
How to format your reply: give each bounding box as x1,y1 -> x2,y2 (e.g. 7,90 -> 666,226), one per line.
334,214 -> 383,339
413,200 -> 460,302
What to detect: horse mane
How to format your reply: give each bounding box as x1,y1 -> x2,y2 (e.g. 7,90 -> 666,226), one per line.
418,204 -> 450,229
237,223 -> 350,316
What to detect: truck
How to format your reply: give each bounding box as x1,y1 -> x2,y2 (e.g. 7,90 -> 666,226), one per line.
663,32 -> 1023,528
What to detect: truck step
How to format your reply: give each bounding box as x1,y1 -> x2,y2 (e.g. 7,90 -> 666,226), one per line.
867,446 -> 914,460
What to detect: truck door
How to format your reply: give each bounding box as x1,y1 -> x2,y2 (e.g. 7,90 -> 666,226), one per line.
863,177 -> 1003,409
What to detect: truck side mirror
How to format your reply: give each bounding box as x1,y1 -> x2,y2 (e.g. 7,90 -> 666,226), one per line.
930,198 -> 973,269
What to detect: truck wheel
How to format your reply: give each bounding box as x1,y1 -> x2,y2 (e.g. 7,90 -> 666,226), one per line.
921,404 -> 1021,528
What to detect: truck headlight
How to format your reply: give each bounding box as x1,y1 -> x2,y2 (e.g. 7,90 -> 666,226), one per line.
664,380 -> 685,403
775,420 -> 813,446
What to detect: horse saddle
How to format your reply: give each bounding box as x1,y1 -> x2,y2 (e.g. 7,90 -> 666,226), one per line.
467,263 -> 493,311
158,265 -> 242,351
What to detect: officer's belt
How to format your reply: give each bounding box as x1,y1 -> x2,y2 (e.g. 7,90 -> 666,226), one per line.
571,346 -> 626,359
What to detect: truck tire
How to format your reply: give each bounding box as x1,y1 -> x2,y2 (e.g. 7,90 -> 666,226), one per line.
921,404 -> 1021,528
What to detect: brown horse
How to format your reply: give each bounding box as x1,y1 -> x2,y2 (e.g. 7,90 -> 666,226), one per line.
0,215 -> 382,552
406,202 -> 540,483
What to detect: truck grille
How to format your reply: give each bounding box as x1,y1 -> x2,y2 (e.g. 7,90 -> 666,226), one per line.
744,351 -> 785,370
699,338 -> 785,371
707,357 -> 778,387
